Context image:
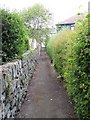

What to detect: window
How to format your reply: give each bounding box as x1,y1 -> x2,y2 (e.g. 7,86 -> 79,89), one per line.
71,26 -> 75,30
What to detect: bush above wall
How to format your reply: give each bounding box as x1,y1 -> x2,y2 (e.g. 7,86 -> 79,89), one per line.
0,9 -> 30,63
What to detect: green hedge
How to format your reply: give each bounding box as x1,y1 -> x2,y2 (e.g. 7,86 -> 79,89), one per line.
1,9 -> 29,62
47,30 -> 75,76
46,15 -> 90,119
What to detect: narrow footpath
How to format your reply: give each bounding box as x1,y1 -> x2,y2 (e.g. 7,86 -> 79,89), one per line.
16,50 -> 76,118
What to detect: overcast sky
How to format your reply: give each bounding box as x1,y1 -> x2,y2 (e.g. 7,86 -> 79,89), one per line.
0,0 -> 89,24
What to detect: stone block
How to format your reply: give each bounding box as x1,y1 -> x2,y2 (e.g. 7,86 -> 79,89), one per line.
0,51 -> 37,119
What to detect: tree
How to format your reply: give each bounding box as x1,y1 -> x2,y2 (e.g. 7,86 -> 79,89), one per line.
20,4 -> 52,43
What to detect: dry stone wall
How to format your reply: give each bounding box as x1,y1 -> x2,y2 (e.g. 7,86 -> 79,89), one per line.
0,51 -> 37,119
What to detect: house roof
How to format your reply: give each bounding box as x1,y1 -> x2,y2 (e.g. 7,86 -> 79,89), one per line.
57,14 -> 85,25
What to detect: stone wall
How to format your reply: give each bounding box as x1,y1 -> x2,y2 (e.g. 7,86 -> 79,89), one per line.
0,51 -> 37,119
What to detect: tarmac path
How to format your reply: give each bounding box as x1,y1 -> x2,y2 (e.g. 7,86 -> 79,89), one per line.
16,50 -> 76,118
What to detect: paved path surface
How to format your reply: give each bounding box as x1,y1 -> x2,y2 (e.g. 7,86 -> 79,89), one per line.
16,50 -> 76,118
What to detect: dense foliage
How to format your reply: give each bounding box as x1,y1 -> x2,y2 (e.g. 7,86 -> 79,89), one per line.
1,9 -> 29,62
46,15 -> 90,119
47,30 -> 75,77
20,4 -> 51,43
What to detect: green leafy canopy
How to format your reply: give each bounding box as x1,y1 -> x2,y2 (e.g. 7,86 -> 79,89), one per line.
20,3 -> 52,43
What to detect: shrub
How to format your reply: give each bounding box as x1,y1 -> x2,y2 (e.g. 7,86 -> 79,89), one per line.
46,36 -> 54,60
46,15 -> 90,119
47,30 -> 75,76
1,9 -> 29,62
65,16 -> 90,119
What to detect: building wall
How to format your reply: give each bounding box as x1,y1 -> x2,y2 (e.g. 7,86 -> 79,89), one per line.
56,23 -> 75,32
31,39 -> 37,49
